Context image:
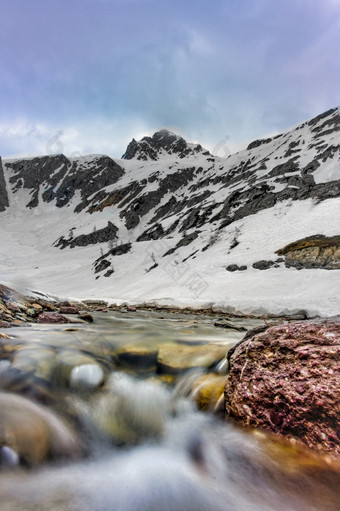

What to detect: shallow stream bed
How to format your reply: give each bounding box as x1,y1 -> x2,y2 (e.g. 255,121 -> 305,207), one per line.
0,310 -> 339,510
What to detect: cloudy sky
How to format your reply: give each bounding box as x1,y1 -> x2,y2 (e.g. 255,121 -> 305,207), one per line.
1,0 -> 340,158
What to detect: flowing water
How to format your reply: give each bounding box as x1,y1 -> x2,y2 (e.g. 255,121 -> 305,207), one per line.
0,310 -> 339,510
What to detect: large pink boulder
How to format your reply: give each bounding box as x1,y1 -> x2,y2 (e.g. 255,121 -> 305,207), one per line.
225,318 -> 340,458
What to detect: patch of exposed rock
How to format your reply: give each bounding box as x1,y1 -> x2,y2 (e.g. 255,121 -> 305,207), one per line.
55,221 -> 118,249
122,129 -> 208,160
0,157 -> 9,212
224,318 -> 340,458
276,235 -> 340,269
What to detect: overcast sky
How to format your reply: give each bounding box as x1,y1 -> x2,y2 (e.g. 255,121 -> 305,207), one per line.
1,0 -> 340,158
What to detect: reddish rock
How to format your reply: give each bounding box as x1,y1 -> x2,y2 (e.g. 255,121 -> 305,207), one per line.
224,317 -> 340,458
127,305 -> 137,312
60,306 -> 79,315
37,312 -> 70,324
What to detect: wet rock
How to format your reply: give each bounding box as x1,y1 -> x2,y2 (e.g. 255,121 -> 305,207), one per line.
214,319 -> 247,332
82,300 -> 108,307
115,345 -> 158,371
225,317 -> 340,458
157,343 -> 228,374
30,303 -> 43,311
70,363 -> 104,391
191,374 -> 227,412
37,312 -> 71,324
0,445 -> 19,469
37,301 -> 58,311
60,306 -> 80,314
54,349 -> 103,389
11,347 -> 56,381
77,312 -> 94,323
0,392 -> 83,465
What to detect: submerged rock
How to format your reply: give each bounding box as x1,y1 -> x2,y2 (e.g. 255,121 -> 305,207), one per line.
225,317 -> 340,458
191,373 -> 227,412
157,343 -> 228,374
115,345 -> 158,371
0,392 -> 83,465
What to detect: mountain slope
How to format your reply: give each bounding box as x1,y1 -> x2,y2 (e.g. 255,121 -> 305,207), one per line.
1,108 -> 339,316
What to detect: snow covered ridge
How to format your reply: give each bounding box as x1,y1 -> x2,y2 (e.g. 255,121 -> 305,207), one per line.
0,107 -> 339,317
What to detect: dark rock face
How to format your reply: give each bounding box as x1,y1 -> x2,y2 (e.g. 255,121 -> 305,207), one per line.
0,157 -> 9,212
247,137 -> 272,150
6,155 -> 124,209
93,243 -> 131,273
225,318 -> 340,458
55,221 -> 118,249
122,129 -> 208,160
276,235 -> 340,270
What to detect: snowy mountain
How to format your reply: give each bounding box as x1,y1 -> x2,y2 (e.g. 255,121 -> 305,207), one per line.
0,108 -> 339,316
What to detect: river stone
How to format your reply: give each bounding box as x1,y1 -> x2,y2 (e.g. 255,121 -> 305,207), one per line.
31,303 -> 43,311
115,345 -> 158,371
70,363 -> 104,391
224,317 -> 340,458
77,312 -> 94,323
11,347 -> 56,381
214,319 -> 247,331
54,349 -> 104,389
191,374 -> 228,412
0,337 -> 23,358
0,445 -> 19,468
38,312 -> 71,324
60,306 -> 80,314
157,343 -> 228,374
0,392 -> 83,465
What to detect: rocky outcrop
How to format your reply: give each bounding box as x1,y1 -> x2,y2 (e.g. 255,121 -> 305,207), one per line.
55,221 -> 118,249
122,129 -> 207,160
0,392 -> 83,465
276,235 -> 340,269
224,318 -> 340,458
0,157 -> 9,212
5,154 -> 124,209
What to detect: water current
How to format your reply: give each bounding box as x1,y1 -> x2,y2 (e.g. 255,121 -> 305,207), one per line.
0,310 -> 339,510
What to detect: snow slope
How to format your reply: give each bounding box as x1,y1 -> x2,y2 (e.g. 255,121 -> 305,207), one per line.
1,108 -> 339,317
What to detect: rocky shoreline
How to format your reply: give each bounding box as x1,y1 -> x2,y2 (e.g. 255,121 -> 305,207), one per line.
0,283 -> 310,328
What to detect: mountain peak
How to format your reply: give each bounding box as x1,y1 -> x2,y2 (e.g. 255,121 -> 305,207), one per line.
122,129 -> 209,161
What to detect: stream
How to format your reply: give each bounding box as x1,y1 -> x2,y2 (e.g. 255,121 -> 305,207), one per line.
0,310 -> 339,510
